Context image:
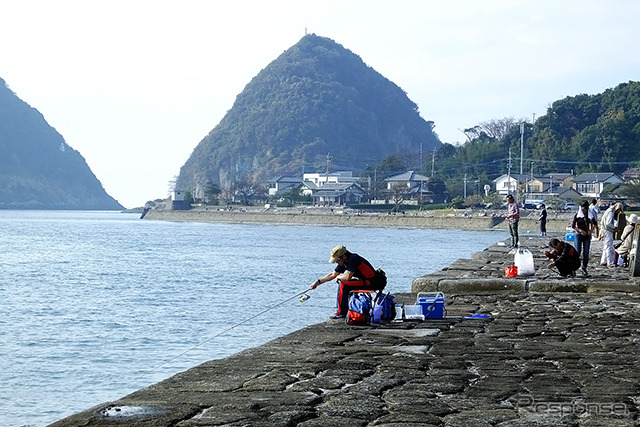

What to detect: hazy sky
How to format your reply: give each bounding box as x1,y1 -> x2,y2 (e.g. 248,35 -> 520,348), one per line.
1,0 -> 639,208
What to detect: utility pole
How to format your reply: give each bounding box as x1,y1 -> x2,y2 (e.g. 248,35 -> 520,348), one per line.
520,122 -> 525,175
325,152 -> 332,176
528,161 -> 534,202
507,148 -> 512,195
373,168 -> 378,200
431,151 -> 435,177
463,174 -> 467,199
531,162 -> 534,180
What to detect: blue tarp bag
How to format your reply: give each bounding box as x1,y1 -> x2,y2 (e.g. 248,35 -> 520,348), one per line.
372,292 -> 396,323
346,291 -> 374,325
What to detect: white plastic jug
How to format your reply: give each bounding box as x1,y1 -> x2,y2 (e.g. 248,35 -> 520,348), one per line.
514,248 -> 535,276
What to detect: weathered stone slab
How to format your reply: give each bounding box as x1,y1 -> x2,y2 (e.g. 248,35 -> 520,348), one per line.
438,278 -> 528,293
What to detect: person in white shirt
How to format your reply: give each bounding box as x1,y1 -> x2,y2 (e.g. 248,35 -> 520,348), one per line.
588,199 -> 600,237
600,203 -> 623,267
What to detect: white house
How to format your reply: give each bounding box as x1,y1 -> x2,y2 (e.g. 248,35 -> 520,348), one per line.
493,174 -> 529,196
170,190 -> 191,210
171,190 -> 185,201
302,171 -> 359,187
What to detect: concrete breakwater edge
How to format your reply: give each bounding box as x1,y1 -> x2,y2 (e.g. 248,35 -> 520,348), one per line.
143,207 -> 574,232
52,233 -> 640,426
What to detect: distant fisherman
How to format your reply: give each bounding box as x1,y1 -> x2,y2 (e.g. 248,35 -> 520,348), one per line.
310,245 -> 386,319
505,194 -> 520,248
538,203 -> 547,237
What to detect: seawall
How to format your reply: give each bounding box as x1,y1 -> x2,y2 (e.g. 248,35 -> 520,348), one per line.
143,208 -> 573,232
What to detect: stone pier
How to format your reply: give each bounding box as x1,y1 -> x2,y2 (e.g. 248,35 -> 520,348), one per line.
51,235 -> 640,426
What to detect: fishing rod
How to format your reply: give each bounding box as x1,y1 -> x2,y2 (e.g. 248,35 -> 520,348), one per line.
150,287 -> 314,373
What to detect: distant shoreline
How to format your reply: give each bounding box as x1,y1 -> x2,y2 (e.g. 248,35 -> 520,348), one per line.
143,208 -> 574,232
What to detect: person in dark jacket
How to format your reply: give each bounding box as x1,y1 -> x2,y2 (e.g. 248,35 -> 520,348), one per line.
311,245 -> 386,319
547,238 -> 580,278
572,201 -> 594,277
538,203 -> 547,237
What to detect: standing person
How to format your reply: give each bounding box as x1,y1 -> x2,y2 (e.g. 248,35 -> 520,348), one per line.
572,201 -> 593,277
600,203 -> 624,267
613,207 -> 628,266
310,245 -> 386,319
615,208 -> 627,240
538,204 -> 548,237
589,199 -> 600,238
547,238 -> 580,278
505,194 -> 520,248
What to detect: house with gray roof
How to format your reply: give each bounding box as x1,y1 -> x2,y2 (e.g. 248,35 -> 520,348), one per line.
311,182 -> 365,206
572,172 -> 623,198
621,168 -> 640,182
383,171 -> 433,203
268,176 -> 302,196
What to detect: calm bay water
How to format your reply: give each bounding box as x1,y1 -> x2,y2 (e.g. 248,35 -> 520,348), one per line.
0,210 -> 507,426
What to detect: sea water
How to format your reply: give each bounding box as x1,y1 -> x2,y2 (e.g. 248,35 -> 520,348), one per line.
0,210 -> 507,426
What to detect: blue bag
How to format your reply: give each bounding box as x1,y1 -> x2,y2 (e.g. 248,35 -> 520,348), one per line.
372,292 -> 396,323
346,291 -> 374,325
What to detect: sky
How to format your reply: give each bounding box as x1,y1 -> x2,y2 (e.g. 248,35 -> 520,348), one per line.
1,0 -> 639,208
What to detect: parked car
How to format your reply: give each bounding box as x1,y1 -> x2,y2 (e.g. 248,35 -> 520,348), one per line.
523,200 -> 545,210
563,202 -> 578,211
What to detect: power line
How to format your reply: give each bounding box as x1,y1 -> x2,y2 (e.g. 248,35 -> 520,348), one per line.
149,287 -> 312,373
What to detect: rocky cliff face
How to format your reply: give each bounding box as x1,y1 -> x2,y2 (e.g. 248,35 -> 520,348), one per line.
0,77 -> 123,209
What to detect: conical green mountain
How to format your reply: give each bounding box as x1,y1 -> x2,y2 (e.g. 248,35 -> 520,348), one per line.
0,77 -> 123,209
177,34 -> 440,193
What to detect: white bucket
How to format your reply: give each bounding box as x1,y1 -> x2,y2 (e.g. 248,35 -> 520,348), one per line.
514,248 -> 535,276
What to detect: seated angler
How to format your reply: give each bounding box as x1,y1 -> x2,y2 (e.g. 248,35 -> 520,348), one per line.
310,245 -> 386,319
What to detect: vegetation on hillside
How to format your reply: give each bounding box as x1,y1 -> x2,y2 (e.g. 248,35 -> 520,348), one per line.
384,81 -> 640,203
176,34 -> 440,198
0,77 -> 123,209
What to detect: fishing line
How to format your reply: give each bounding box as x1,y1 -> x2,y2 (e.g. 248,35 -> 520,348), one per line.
149,287 -> 313,373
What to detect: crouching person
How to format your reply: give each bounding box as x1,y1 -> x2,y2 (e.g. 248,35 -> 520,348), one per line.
615,213 -> 638,267
547,238 -> 580,278
310,245 -> 386,319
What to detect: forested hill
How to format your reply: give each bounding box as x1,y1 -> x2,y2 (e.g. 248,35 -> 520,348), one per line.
529,80 -> 640,173
433,81 -> 640,192
0,77 -> 123,209
177,34 -> 440,192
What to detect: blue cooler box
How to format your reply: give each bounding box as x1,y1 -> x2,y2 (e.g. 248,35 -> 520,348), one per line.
416,292 -> 446,319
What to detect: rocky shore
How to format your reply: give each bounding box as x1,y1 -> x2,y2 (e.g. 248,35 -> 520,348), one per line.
51,232 -> 640,426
